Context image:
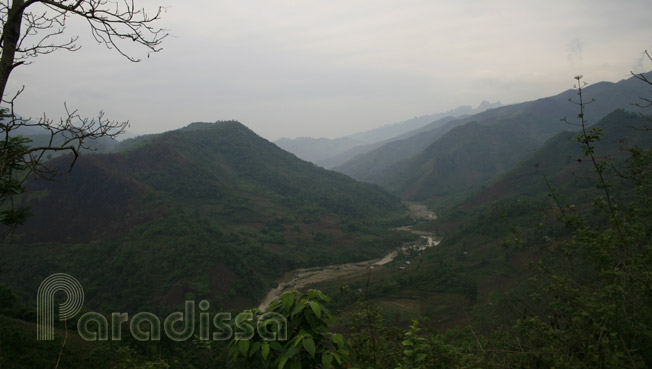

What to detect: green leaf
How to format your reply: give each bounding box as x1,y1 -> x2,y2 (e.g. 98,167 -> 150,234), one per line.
322,353 -> 333,367
332,352 -> 342,365
270,341 -> 283,351
250,341 -> 261,357
291,331 -> 306,347
323,310 -> 334,323
261,343 -> 270,360
278,355 -> 288,369
282,293 -> 294,311
302,337 -> 316,357
286,345 -> 299,358
291,300 -> 305,316
309,300 -> 322,318
315,289 -> 329,302
331,334 -> 345,348
238,339 -> 250,357
304,308 -> 320,328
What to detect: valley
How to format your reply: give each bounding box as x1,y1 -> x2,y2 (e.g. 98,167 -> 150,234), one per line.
2,71 -> 652,368
0,0 -> 650,365
257,202 -> 439,310
0,121 -> 410,311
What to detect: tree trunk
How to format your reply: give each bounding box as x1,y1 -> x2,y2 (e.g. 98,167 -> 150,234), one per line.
0,0 -> 25,101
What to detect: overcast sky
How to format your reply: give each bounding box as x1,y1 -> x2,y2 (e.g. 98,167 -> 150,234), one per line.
6,0 -> 652,141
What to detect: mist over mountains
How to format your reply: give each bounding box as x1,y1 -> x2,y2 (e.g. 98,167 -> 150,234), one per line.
2,72 -> 652,367
4,73 -> 649,310
277,73 -> 651,210
275,101 -> 502,168
1,0 -> 651,364
1,121 -> 408,310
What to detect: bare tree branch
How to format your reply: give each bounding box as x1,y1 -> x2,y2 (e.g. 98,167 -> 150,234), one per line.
630,50 -> 652,127
0,91 -> 128,233
0,1 -> 165,235
0,0 -> 168,99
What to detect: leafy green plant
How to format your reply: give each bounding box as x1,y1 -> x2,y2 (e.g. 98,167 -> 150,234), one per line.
346,295 -> 402,369
490,75 -> 652,368
228,289 -> 351,369
395,320 -> 428,369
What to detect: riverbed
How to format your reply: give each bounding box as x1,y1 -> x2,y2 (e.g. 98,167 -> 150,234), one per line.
257,203 -> 438,310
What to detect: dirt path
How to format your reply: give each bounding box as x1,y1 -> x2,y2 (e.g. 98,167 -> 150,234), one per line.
257,203 -> 438,310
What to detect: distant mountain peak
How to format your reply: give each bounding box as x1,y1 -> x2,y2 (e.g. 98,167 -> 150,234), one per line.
475,100 -> 502,111
275,100 -> 506,167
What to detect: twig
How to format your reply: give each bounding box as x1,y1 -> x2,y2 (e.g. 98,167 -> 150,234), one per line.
470,325 -> 486,355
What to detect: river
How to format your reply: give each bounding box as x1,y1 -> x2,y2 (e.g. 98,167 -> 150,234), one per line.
257,202 -> 438,310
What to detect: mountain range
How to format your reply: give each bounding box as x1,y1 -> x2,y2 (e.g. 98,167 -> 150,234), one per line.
2,69 -> 652,368
1,71 -> 650,321
461,108 -> 652,210
335,73 -> 652,208
326,108 -> 652,330
275,101 -> 502,168
0,121 -> 408,311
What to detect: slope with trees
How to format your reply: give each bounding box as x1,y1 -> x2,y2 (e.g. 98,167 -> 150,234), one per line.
358,73 -> 652,210
331,116 -> 463,180
1,70 -> 651,369
0,120 -> 410,312
0,0 -> 167,232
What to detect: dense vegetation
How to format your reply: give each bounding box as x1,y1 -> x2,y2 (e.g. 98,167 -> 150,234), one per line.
1,73 -> 651,368
228,77 -> 652,368
340,73 -> 652,212
0,120 -> 410,312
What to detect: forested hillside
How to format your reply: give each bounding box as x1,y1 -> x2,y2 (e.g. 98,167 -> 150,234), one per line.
339,73 -> 652,209
0,121 -> 409,311
2,80 -> 651,369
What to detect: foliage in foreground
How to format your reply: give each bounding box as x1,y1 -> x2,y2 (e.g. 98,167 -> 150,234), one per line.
227,289 -> 351,369
228,76 -> 652,369
1,73 -> 652,368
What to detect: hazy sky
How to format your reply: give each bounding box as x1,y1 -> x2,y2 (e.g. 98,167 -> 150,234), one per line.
6,0 -> 652,141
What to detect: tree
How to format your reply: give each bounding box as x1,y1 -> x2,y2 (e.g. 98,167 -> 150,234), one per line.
228,290 -> 352,369
0,0 -> 167,233
631,50 -> 652,112
481,74 -> 652,368
0,0 -> 167,98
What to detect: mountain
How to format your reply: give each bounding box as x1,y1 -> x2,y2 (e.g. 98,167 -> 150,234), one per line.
355,73 -> 652,208
461,109 -> 652,209
345,101 -> 502,144
0,121 -> 408,311
333,116 -> 464,180
374,121 -> 540,204
320,109 -> 652,331
275,101 -> 501,168
274,136 -> 365,164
